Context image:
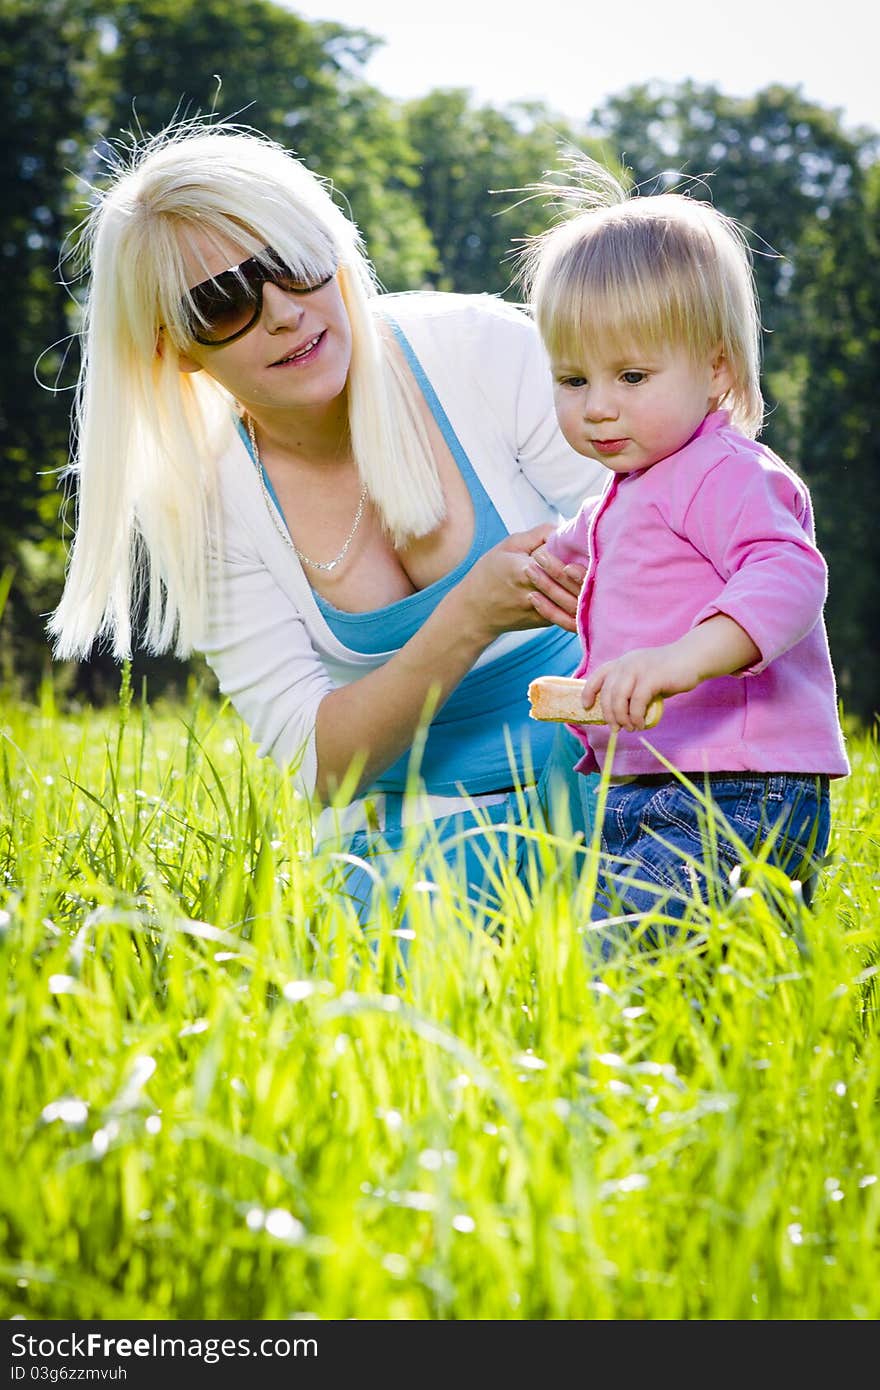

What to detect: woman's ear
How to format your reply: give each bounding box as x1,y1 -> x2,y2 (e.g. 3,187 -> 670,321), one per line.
156,329 -> 202,374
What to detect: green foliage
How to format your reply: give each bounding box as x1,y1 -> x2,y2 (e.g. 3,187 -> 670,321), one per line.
1,685 -> 878,1318
403,90 -> 594,295
794,166 -> 880,720
0,1 -> 101,677
85,0 -> 437,290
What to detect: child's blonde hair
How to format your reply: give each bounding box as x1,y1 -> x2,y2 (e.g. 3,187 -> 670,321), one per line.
49,120 -> 443,661
518,157 -> 764,437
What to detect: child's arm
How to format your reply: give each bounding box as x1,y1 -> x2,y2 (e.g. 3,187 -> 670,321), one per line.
579,614 -> 761,732
683,452 -> 826,667
582,451 -> 825,731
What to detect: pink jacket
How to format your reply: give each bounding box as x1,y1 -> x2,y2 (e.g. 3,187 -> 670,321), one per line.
543,411 -> 850,777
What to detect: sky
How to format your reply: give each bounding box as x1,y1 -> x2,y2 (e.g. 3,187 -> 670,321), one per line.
286,0 -> 879,136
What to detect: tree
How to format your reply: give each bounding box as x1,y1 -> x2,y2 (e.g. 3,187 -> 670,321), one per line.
0,0 -> 104,685
84,0 -> 436,289
795,162 -> 880,720
403,90 -> 593,296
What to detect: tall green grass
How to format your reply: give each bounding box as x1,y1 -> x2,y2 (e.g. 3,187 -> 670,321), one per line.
1,674 -> 878,1319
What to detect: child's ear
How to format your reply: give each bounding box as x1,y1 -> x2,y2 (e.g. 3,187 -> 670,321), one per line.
710,347 -> 734,401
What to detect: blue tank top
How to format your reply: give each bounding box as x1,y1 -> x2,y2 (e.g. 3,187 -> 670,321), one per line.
240,316 -> 580,795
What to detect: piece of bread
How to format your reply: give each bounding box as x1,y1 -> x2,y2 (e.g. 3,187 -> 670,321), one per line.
528,675 -> 663,728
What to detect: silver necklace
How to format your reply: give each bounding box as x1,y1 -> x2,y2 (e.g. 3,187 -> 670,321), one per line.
246,415 -> 368,573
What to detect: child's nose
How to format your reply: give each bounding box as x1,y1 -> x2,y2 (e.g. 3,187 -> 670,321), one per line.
583,387 -> 617,421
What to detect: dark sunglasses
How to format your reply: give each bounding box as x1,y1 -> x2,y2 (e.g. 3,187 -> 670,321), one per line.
185,248 -> 337,346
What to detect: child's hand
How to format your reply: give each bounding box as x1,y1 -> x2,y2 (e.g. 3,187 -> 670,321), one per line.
523,544 -> 587,632
581,617 -> 761,731
580,645 -> 693,731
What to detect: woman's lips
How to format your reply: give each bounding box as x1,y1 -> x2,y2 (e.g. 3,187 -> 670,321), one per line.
271,330 -> 325,367
592,437 -> 629,455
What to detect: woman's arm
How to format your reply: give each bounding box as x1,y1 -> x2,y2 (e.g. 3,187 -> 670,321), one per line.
202,518 -> 583,803
314,522 -> 578,800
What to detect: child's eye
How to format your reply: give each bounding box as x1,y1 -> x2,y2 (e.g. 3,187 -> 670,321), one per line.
558,375 -> 586,388
621,370 -> 648,385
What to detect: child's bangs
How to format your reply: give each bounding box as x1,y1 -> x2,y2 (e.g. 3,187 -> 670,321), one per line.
538,252 -> 674,367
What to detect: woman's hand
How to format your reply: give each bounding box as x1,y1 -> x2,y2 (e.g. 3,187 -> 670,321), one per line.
454,524 -> 586,641
315,525 -> 589,801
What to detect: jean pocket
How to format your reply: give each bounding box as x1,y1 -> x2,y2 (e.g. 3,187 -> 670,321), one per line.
769,781 -> 830,871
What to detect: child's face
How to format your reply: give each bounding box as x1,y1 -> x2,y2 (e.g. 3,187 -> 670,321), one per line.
551,341 -> 732,474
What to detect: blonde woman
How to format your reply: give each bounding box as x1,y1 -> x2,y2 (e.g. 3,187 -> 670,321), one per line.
50,120 -> 606,917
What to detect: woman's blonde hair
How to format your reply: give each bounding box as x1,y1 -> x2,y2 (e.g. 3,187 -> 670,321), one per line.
518,157 -> 764,437
49,120 -> 443,660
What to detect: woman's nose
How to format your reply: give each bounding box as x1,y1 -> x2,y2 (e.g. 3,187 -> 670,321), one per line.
261,281 -> 306,332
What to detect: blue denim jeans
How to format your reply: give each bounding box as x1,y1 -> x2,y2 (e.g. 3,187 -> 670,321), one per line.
327,727 -> 596,927
591,771 -> 831,929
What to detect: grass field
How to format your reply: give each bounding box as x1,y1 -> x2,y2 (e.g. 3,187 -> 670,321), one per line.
1,672 -> 878,1320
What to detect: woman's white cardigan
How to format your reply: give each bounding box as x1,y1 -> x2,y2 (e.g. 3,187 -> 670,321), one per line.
199,291 -> 604,797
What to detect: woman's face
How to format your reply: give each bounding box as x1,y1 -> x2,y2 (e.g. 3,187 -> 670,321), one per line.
174,229 -> 353,417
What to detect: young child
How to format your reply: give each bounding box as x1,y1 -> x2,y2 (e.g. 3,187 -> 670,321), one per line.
521,160 -> 849,925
